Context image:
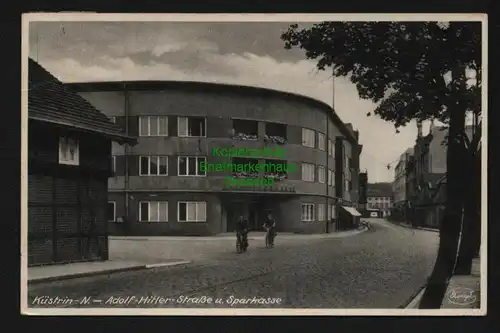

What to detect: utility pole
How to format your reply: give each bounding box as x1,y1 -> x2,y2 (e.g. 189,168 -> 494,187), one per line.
326,69 -> 335,233
35,31 -> 39,62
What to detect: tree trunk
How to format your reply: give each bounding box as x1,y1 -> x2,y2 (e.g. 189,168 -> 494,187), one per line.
455,145 -> 481,273
418,66 -> 467,308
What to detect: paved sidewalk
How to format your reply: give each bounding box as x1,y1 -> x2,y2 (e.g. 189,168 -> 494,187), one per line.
406,257 -> 481,309
28,259 -> 190,284
388,220 -> 439,233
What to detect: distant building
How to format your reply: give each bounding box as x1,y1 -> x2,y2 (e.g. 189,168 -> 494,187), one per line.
392,147 -> 414,221
65,81 -> 363,235
409,123 -> 473,228
366,182 -> 393,217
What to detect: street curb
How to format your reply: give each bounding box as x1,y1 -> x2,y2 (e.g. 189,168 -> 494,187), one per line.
387,220 -> 439,233
145,260 -> 191,269
109,228 -> 368,242
402,283 -> 427,309
28,260 -> 191,285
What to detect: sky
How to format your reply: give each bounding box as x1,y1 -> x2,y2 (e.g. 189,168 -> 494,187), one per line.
28,21 -> 433,183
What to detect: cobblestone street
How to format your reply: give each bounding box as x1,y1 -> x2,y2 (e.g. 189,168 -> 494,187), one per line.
28,219 -> 438,309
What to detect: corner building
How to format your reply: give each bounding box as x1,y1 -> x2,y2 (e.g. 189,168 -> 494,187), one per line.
66,81 -> 362,236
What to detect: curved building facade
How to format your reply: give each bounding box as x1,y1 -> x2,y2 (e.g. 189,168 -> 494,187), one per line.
66,81 -> 362,236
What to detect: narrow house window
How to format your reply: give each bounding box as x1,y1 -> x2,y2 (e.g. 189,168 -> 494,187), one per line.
318,132 -> 326,151
317,203 -> 325,221
107,202 -> 116,222
58,136 -> 79,165
301,203 -> 315,221
301,163 -> 315,182
302,128 -> 315,148
318,166 -> 326,184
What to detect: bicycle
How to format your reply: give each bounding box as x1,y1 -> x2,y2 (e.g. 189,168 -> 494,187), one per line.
264,227 -> 275,249
236,232 -> 248,253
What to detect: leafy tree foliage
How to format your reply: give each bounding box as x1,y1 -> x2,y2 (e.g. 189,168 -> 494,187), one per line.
281,21 -> 481,128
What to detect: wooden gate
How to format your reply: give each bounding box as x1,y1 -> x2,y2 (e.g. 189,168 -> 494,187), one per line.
28,172 -> 108,266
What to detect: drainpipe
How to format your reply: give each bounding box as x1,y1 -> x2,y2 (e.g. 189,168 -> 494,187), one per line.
325,110 -> 330,234
124,84 -> 130,229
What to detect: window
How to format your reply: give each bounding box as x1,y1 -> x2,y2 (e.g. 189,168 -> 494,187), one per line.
139,116 -> 168,137
302,128 -> 315,148
178,201 -> 207,222
328,169 -> 335,187
318,166 -> 326,184
301,163 -> 315,182
139,156 -> 168,176
348,180 -> 352,191
107,202 -> 116,222
139,201 -> 169,222
58,137 -> 79,165
178,156 -> 206,176
327,204 -> 336,220
328,139 -> 335,156
111,156 -> 116,173
110,116 -> 116,124
265,122 -> 287,138
317,203 -> 325,221
233,119 -> 258,139
178,116 -> 206,137
318,132 -> 326,151
301,203 -> 315,221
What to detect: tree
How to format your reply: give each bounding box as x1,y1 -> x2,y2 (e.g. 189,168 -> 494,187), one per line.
281,21 -> 482,308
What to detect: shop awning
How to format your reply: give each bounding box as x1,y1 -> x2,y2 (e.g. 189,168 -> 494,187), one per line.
341,206 -> 362,217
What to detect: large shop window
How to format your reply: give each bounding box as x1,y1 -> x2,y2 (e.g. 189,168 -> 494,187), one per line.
139,116 -> 168,137
139,156 -> 168,176
301,163 -> 315,182
178,116 -> 206,137
139,201 -> 169,222
301,203 -> 315,222
302,128 -> 315,148
178,156 -> 206,176
178,201 -> 207,222
107,202 -> 116,222
58,136 -> 79,166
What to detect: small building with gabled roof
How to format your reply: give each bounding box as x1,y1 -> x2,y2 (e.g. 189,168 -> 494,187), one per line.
27,58 -> 137,266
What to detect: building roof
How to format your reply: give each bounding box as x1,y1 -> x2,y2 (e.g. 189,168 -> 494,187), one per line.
367,182 -> 393,197
28,59 -> 137,145
65,80 -> 359,145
